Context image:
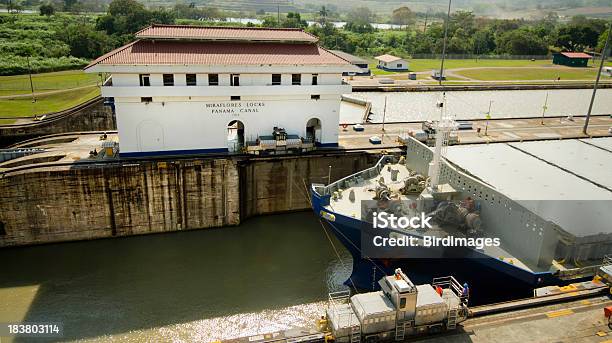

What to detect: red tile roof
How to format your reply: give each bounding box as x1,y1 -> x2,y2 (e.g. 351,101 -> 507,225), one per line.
135,24 -> 319,43
375,54 -> 404,63
85,40 -> 350,68
560,52 -> 592,59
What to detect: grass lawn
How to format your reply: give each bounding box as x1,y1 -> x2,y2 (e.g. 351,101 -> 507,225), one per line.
0,70 -> 100,96
0,87 -> 100,124
454,67 -> 599,81
408,59 -> 554,72
369,64 -> 400,75
368,59 -> 555,74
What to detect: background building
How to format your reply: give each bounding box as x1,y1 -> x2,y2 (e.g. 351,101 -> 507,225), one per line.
331,50 -> 371,76
375,54 -> 408,71
86,25 -> 354,157
552,52 -> 592,67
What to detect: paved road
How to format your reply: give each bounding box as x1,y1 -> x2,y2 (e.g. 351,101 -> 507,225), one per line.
338,115 -> 612,150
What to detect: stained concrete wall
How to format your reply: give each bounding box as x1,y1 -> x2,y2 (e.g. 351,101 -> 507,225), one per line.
0,158 -> 240,247
0,152 -> 378,247
0,152 -> 381,247
239,152 -> 379,217
0,97 -> 116,147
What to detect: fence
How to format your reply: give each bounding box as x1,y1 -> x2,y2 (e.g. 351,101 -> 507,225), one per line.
410,53 -> 550,60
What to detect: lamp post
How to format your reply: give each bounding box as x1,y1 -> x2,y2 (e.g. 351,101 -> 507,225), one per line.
583,21 -> 611,135
382,95 -> 387,132
540,92 -> 549,125
485,100 -> 492,136
438,0 -> 452,86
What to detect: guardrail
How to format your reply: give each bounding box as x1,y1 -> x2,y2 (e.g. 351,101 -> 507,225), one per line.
314,155 -> 396,196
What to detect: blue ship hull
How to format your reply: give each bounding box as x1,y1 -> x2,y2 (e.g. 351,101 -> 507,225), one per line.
312,191 -> 562,305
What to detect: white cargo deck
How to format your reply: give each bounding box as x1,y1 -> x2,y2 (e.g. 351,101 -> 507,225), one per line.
323,160 -> 532,272
444,138 -> 612,238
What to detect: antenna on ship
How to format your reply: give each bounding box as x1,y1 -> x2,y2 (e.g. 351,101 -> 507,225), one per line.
428,93 -> 456,191
428,0 -> 456,192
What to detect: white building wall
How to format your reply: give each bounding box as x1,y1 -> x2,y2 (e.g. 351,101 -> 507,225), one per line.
113,95 -> 340,155
377,59 -> 408,70
112,74 -> 139,86
99,67 -> 350,156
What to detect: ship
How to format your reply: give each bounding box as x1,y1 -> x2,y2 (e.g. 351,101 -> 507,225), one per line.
311,110 -> 612,305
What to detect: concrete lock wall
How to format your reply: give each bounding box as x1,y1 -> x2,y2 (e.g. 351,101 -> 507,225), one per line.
0,152 -> 379,247
0,158 -> 240,247
0,98 -> 117,147
239,153 -> 378,218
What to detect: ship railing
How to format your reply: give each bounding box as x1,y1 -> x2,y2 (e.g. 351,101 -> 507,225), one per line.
318,155 -> 396,196
603,255 -> 612,266
327,290 -> 358,328
432,276 -> 469,304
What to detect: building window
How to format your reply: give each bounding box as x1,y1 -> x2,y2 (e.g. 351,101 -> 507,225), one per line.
272,74 -> 281,85
292,74 -> 301,85
186,74 -> 197,86
141,97 -> 152,103
230,96 -> 241,101
311,95 -> 320,100
163,74 -> 174,86
397,63 -> 402,68
208,74 -> 219,86
231,74 -> 240,86
312,74 -> 318,85
139,74 -> 150,87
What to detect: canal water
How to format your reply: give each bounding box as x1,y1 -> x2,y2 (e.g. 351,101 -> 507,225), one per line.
339,88 -> 612,123
0,212 -> 352,342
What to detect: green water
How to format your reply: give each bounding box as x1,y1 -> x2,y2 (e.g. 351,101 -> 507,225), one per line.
0,212 -> 351,342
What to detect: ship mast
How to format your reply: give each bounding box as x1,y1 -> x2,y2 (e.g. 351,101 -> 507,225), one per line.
428,92 -> 456,191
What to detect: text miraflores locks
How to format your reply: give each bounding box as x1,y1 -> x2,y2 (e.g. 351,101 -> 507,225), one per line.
206,101 -> 266,114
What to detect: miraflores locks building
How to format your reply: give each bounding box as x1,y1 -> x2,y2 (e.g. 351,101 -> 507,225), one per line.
85,24 -> 356,157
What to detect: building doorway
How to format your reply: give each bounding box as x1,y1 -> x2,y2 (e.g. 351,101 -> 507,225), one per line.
137,120 -> 164,152
306,118 -> 322,144
227,120 -> 244,152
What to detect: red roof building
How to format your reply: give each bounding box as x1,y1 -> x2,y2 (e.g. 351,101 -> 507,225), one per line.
553,52 -> 592,67
86,24 -> 348,70
84,25 -> 355,157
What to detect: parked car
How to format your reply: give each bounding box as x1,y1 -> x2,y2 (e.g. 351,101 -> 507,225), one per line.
457,121 -> 473,130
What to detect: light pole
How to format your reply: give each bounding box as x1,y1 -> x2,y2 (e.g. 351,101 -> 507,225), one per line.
382,95 -> 387,132
485,100 -> 492,136
583,21 -> 611,135
540,92 -> 549,125
438,0 -> 452,86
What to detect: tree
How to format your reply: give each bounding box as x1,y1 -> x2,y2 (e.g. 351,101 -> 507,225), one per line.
497,29 -> 548,55
96,0 -> 174,36
391,6 -> 415,27
597,29 -> 609,53
472,29 -> 495,54
63,0 -> 77,11
349,6 -> 374,23
282,12 -> 307,28
556,23 -> 601,51
345,7 -> 374,33
261,16 -> 278,28
57,24 -> 113,59
39,3 -> 54,16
